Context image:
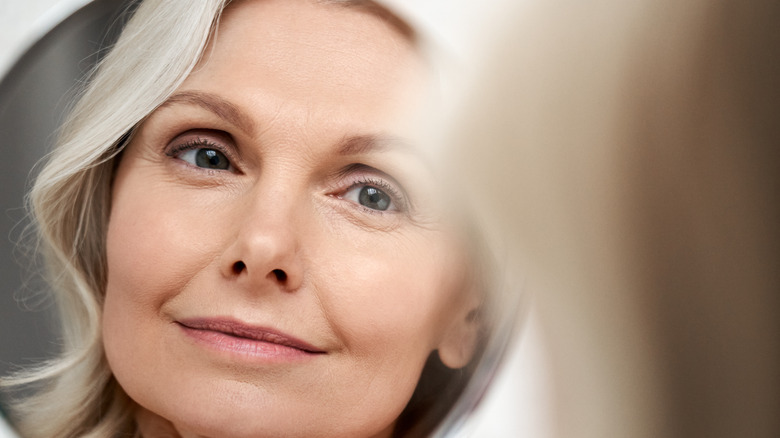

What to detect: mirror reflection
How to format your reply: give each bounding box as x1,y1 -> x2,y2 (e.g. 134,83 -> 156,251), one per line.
0,1 -> 516,437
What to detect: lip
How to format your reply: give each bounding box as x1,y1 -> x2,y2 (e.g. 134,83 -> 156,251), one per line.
176,318 -> 326,360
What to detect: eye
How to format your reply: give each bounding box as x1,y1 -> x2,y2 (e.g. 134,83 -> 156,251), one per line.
342,184 -> 396,211
176,147 -> 232,170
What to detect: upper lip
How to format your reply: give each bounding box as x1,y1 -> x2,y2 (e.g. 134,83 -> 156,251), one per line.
177,318 -> 326,354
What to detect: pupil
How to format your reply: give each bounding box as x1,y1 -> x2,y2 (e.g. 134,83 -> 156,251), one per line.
196,149 -> 228,169
359,187 -> 390,211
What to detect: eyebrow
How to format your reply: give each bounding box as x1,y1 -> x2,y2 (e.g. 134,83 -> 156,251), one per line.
159,93 -> 424,163
159,91 -> 256,134
338,134 -> 413,155
337,133 -> 433,171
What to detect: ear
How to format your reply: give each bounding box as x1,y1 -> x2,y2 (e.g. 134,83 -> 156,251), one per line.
437,298 -> 482,369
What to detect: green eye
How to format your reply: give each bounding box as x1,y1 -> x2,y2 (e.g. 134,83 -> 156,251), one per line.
357,186 -> 391,211
178,148 -> 232,170
343,183 -> 398,212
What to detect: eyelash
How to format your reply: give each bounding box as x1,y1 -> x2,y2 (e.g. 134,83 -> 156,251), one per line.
164,137 -> 409,214
165,137 -> 236,170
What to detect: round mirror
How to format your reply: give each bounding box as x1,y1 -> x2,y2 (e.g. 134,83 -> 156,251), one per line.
0,2 -> 525,437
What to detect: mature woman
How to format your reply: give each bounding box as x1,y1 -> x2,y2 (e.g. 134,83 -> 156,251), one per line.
1,1 -> 495,437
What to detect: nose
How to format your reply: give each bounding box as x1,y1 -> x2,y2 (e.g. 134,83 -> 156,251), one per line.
219,188 -> 305,292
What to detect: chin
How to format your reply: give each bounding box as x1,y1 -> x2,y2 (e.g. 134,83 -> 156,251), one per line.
132,380 -> 399,438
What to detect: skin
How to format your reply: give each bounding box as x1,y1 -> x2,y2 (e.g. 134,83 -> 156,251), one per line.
102,1 -> 478,437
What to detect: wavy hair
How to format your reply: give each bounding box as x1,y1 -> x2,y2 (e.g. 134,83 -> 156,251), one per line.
3,1 -> 242,436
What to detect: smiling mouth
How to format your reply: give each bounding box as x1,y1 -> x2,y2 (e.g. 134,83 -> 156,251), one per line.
176,318 -> 325,357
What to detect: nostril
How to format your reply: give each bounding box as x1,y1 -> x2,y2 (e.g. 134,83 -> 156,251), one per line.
272,269 -> 287,282
232,261 -> 246,274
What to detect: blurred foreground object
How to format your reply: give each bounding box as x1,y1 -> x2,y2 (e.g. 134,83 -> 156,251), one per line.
449,0 -> 779,437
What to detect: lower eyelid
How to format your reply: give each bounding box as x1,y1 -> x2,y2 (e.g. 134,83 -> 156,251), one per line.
329,199 -> 405,231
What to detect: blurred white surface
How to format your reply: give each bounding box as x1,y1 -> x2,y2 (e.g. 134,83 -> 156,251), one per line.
0,0 -> 84,75
454,311 -> 554,438
0,414 -> 18,438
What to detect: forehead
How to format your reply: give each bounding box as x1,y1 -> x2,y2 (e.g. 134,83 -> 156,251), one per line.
178,0 -> 427,129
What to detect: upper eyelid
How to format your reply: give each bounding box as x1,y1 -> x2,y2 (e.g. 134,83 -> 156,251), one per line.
165,133 -> 241,168
336,163 -> 403,189
336,167 -> 412,213
167,137 -> 222,154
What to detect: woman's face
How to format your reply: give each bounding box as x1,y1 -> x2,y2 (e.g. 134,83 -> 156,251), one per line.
103,1 -> 476,437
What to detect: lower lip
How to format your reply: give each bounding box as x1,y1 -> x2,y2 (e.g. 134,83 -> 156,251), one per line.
178,324 -> 319,362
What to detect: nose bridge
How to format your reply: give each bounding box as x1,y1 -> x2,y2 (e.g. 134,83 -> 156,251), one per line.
245,180 -> 299,235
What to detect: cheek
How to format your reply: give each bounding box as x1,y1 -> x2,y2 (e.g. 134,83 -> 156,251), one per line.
104,159 -> 228,311
103,172 -> 171,387
317,232 -> 461,359
105,180 -> 196,314
300,237 -> 461,430
102,166 -> 224,388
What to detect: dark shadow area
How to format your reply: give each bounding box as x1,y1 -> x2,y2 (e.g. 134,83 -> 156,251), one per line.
0,0 -> 139,386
